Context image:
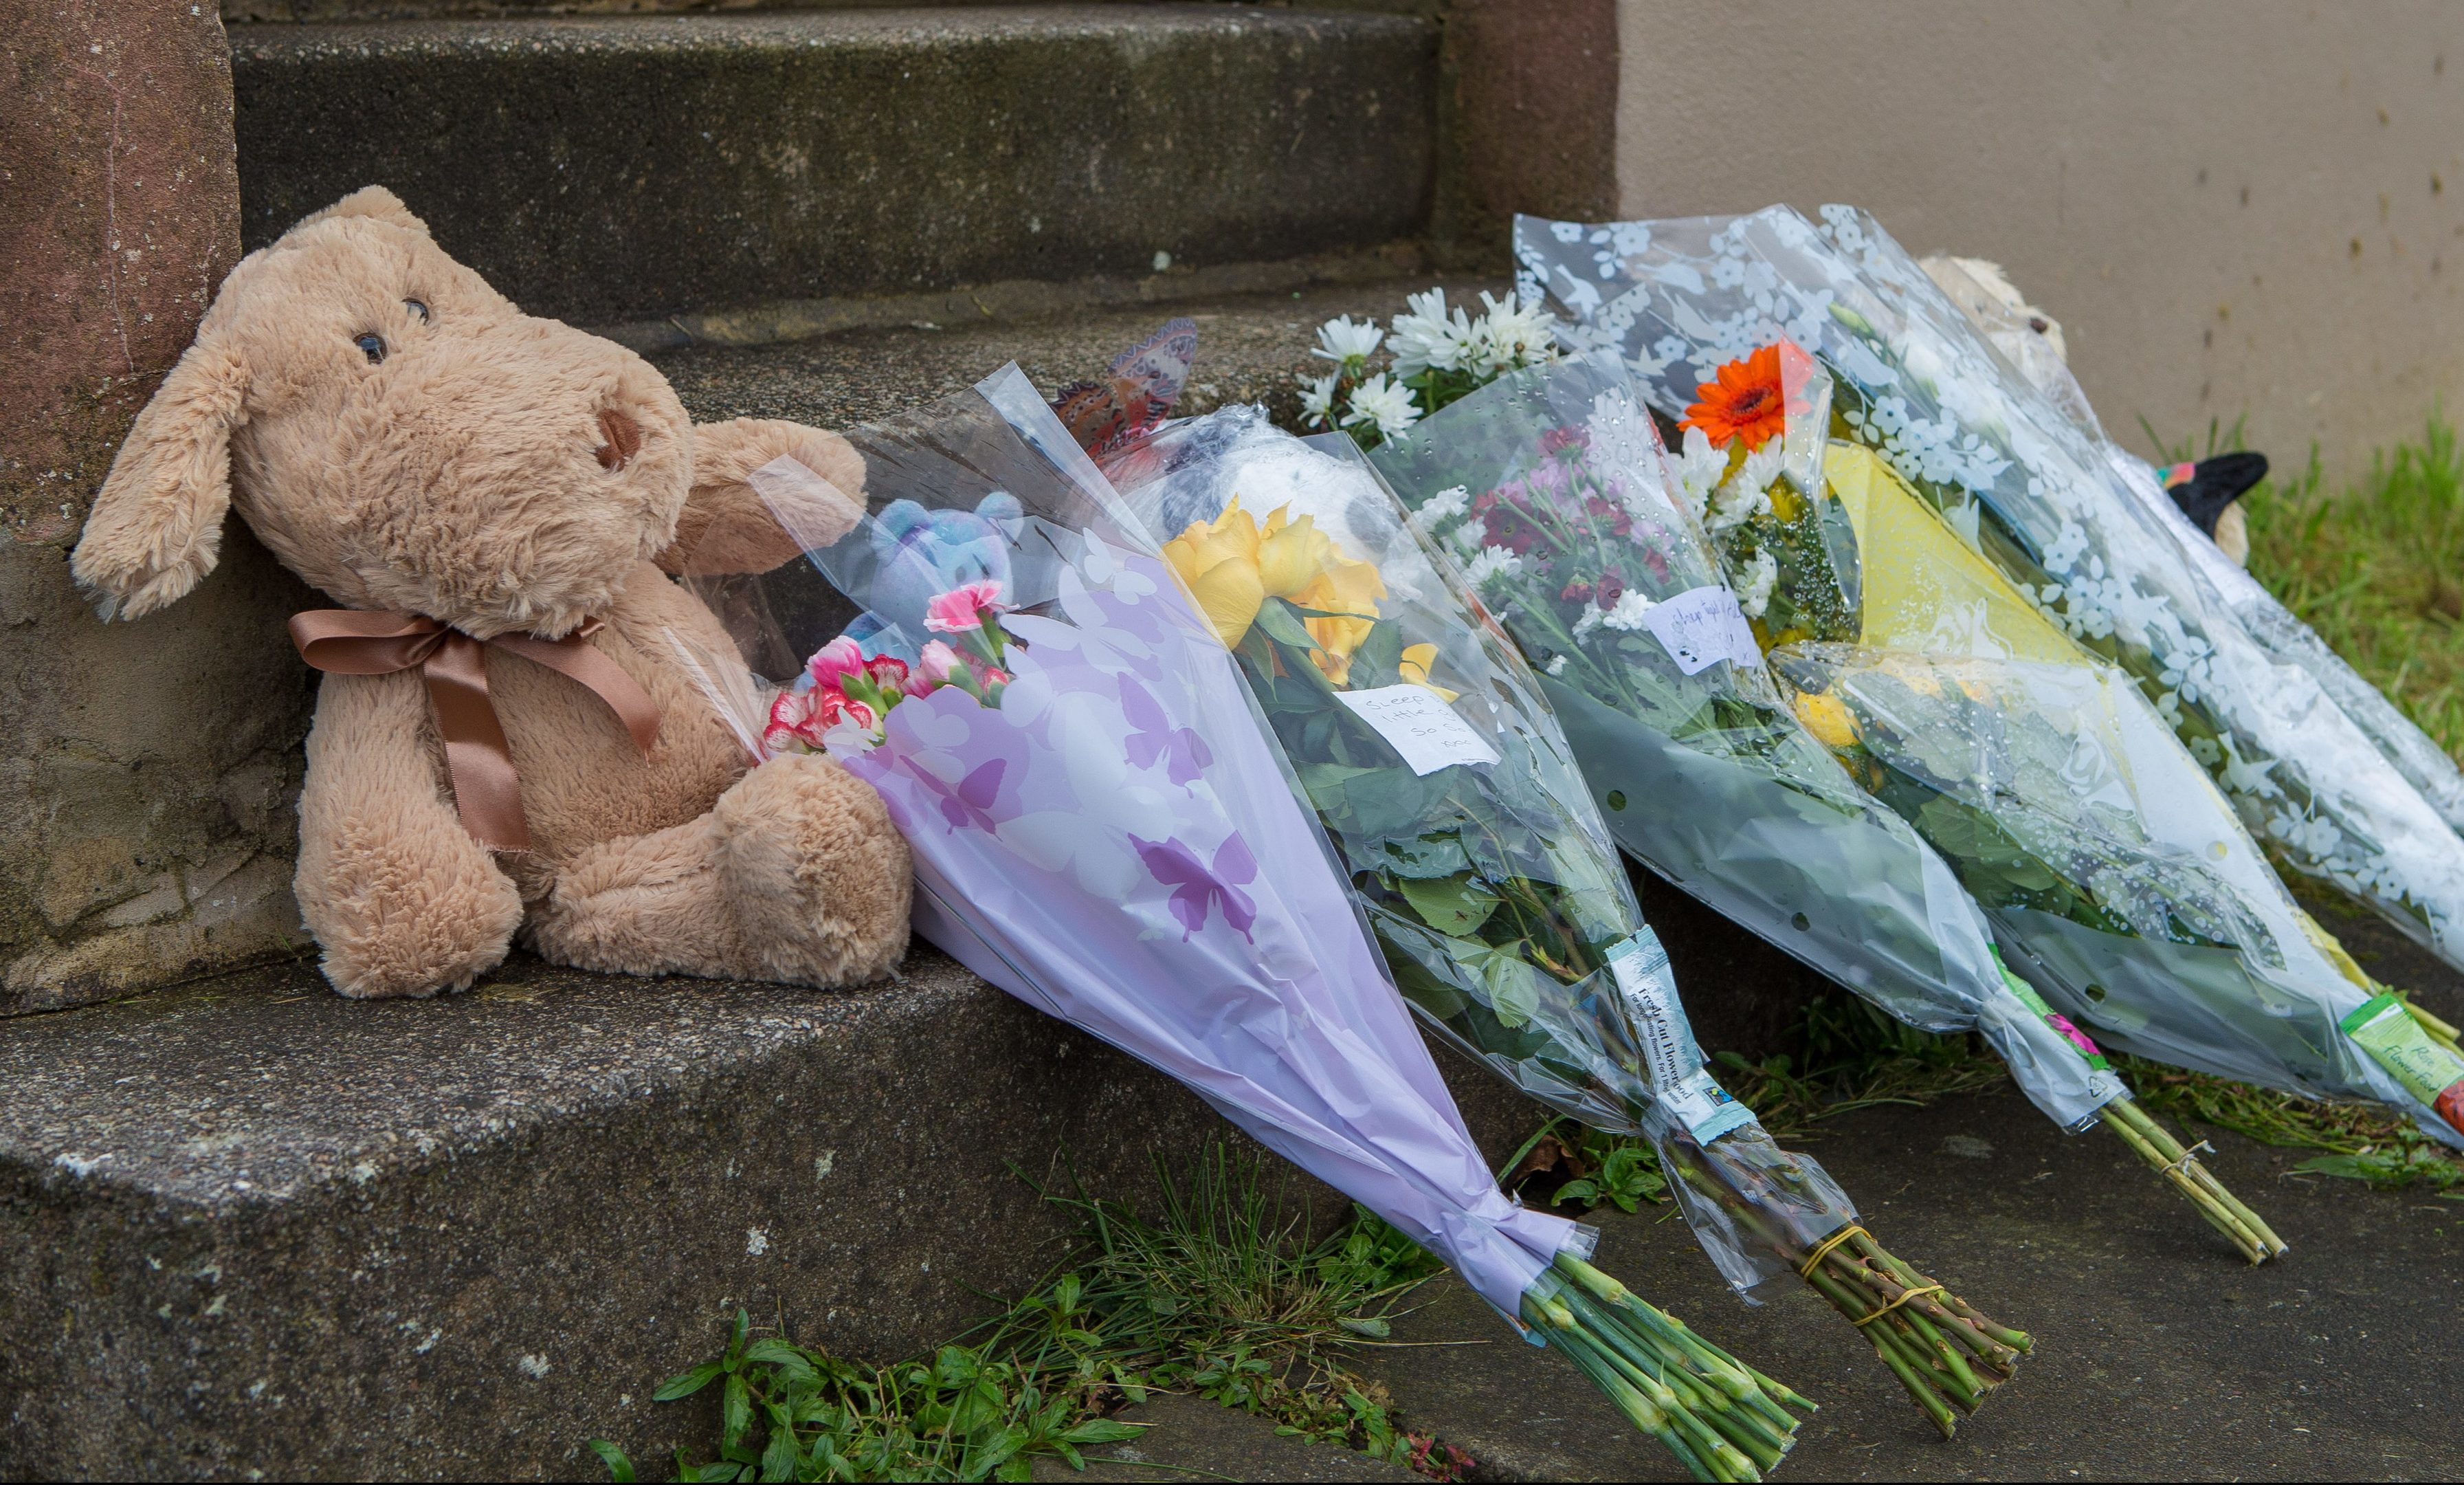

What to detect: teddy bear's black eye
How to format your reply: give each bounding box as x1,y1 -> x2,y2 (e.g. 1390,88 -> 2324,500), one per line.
404,299 -> 430,323
355,333 -> 387,365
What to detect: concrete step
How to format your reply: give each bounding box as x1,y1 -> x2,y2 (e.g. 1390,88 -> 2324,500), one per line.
0,949 -> 1542,1482
229,6 -> 1438,327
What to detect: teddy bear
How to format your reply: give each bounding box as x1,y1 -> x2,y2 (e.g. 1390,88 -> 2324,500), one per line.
69,186 -> 912,999
841,494 -> 1025,662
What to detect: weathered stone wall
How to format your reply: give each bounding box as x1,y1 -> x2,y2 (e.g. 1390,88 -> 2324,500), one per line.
1,5 -> 313,1016
1611,0 -> 2464,478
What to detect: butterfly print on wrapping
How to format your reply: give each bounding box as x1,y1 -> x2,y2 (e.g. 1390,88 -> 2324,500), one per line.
1130,833 -> 1260,940
1120,676 -> 1212,786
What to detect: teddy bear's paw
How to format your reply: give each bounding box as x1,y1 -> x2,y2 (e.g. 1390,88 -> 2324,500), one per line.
301,831 -> 524,998
712,752 -> 912,987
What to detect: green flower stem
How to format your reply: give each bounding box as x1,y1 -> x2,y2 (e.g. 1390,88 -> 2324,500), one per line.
2102,1097 -> 2289,1260
2100,1099 -> 2269,1262
1520,1257 -> 1811,1484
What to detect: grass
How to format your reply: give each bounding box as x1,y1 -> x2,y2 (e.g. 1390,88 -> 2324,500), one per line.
2211,415 -> 2464,760
1505,990 -> 2017,1213
592,1150 -> 1472,1484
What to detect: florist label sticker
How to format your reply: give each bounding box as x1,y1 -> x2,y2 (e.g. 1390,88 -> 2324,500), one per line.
1338,685 -> 1501,777
1641,586 -> 1762,676
1607,929 -> 1757,1143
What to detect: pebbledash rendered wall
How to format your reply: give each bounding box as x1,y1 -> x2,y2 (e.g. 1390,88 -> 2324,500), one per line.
1609,0 -> 2464,480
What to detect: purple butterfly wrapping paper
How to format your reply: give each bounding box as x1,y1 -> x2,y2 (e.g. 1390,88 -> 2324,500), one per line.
780,367 -> 1592,1321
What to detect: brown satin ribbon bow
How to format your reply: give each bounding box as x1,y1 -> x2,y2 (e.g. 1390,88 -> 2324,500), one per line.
289,609 -> 661,852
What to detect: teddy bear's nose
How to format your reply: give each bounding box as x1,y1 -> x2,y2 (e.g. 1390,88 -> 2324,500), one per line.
595,408 -> 644,472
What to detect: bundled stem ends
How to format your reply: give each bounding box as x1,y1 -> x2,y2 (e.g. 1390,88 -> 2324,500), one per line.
2100,1097 -> 2289,1263
1654,1130 -> 2030,1439
1524,1253 -> 1813,1483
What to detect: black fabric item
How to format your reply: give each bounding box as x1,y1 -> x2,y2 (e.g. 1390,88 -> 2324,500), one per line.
2168,451 -> 2269,536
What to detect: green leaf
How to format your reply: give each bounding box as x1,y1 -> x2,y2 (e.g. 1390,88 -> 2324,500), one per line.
722,1374 -> 751,1449
1395,874 -> 1500,937
742,1339 -> 820,1383
654,1362 -> 725,1402
1252,597 -> 1320,652
757,1422 -> 799,1483
585,1438 -> 636,1483
1062,1420 -> 1145,1446
1480,952 -> 1541,1029
1335,1316 -> 1391,1339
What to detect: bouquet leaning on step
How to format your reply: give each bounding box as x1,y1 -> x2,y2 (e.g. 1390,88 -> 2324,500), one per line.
1514,205 -> 2464,987
1106,404 -> 2032,1440
670,366 -> 1814,1483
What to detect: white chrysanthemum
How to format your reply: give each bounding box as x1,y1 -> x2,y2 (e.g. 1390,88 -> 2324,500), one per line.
1735,549 -> 1779,619
1450,516 -> 1486,551
1546,654 -> 1568,675
1599,591 -> 1661,632
1571,602 -> 1606,640
1342,372 -> 1423,441
1388,288 -> 1476,378
1464,289 -> 1562,376
1414,484 -> 1471,530
1311,315 -> 1385,366
1705,478 -> 1772,536
1298,372 -> 1340,430
1672,426 -> 1727,520
1736,441 -> 1786,496
1463,545 -> 1523,588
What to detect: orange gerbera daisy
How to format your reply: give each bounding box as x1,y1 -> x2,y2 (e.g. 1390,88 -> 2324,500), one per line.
1681,344 -> 1788,451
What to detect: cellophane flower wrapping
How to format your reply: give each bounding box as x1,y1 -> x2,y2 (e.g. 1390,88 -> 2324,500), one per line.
1106,403 -> 1859,1295
1927,254 -> 2464,842
1515,206 -> 2464,976
683,365 -> 1595,1323
1770,643 -> 2463,1149
1365,351 -> 2118,1134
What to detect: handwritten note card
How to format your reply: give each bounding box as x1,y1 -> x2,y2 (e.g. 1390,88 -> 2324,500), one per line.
1640,585 -> 1762,676
1336,685 -> 1501,776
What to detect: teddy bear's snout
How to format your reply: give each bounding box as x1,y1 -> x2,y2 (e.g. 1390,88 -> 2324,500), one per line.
595,408 -> 645,472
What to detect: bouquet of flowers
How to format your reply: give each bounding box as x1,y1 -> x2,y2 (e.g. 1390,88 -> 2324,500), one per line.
675,366 -> 1814,1482
1923,255 -> 2464,848
1369,351 -> 2284,1261
1106,404 -> 2034,1438
1513,206 -> 2464,982
1771,641 -> 2464,1164
1298,287 -> 1562,448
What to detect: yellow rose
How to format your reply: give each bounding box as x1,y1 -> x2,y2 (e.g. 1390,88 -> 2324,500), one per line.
1792,690 -> 1859,751
1398,642 -> 1459,701
1255,509 -> 1336,597
1164,496 -> 1269,646
1164,496 -> 1388,674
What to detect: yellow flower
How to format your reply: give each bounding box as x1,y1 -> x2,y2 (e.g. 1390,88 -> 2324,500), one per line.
1163,496 -> 1387,674
1164,496 -> 1269,646
1792,690 -> 1859,751
1398,642 -> 1458,701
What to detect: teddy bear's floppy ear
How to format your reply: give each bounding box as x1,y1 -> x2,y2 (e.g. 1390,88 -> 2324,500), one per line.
657,418 -> 867,578
291,186 -> 434,239
69,338 -> 251,621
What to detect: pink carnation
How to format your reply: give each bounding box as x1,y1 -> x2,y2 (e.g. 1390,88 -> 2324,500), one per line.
915,639 -> 966,690
806,635 -> 867,690
924,580 -> 1008,634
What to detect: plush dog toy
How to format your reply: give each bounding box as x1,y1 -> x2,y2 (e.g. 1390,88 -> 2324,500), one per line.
69,187 -> 911,998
